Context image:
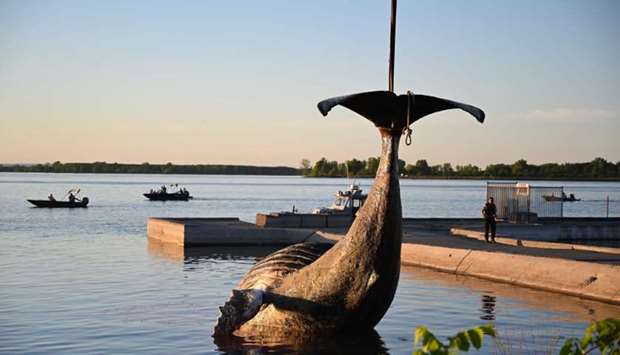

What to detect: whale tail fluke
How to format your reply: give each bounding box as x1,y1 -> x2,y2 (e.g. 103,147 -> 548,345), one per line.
318,90 -> 484,131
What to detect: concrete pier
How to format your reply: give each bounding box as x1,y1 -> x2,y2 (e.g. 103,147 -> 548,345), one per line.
400,236 -> 620,305
461,218 -> 620,242
147,217 -> 324,247
256,213 -> 353,228
148,217 -> 620,246
147,217 -> 620,304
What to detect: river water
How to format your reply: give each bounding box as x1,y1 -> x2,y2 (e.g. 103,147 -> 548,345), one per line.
1,173 -> 619,354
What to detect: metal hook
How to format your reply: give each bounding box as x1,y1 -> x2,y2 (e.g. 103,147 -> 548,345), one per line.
403,90 -> 413,146
405,129 -> 412,145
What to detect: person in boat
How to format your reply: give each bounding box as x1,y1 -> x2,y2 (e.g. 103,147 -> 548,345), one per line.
68,191 -> 82,203
160,185 -> 167,194
48,193 -> 56,201
482,197 -> 497,243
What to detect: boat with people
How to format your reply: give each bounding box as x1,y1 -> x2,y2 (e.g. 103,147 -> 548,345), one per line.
543,192 -> 580,202
28,188 -> 89,208
28,198 -> 89,208
256,184 -> 367,228
144,184 -> 192,201
312,184 -> 368,216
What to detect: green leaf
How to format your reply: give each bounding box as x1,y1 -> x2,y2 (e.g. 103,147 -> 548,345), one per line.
477,324 -> 496,337
559,339 -> 577,355
467,328 -> 484,349
414,326 -> 445,354
449,332 -> 470,352
581,323 -> 595,348
592,318 -> 620,352
423,337 -> 442,353
415,326 -> 429,345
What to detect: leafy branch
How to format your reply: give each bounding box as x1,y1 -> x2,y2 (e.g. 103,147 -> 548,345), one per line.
559,318 -> 620,355
413,324 -> 496,355
412,319 -> 620,355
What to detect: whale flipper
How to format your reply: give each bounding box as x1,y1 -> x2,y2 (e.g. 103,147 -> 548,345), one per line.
214,242 -> 333,337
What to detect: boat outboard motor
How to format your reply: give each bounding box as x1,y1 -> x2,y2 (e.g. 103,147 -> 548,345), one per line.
81,197 -> 89,205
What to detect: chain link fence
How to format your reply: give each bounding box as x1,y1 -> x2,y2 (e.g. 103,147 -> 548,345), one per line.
486,182 -> 620,221
486,182 -> 563,222
568,195 -> 620,218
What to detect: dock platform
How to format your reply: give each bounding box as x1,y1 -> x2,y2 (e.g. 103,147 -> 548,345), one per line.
147,216 -> 620,304
147,217 -> 343,247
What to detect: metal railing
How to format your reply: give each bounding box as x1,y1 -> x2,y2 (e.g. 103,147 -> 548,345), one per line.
570,195 -> 620,218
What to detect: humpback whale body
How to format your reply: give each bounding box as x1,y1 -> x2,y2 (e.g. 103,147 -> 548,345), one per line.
213,90 -> 484,343
213,0 -> 485,345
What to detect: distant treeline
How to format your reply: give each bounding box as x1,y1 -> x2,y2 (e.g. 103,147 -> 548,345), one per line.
0,161 -> 298,175
300,157 -> 620,180
4,158 -> 620,180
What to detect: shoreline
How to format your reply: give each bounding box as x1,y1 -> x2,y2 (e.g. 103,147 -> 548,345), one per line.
2,170 -> 620,182
304,175 -> 620,182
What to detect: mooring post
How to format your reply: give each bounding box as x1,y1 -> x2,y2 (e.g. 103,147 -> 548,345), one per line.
606,195 -> 610,218
388,0 -> 397,92
560,186 -> 564,219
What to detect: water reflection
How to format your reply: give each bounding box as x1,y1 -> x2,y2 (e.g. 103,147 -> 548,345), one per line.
400,266 -> 620,323
214,329 -> 388,355
147,242 -> 620,354
148,240 -> 280,263
149,241 -> 391,354
149,242 -> 620,324
479,294 -> 496,321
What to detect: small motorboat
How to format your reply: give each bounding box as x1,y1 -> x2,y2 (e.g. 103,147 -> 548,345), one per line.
28,197 -> 89,208
543,193 -> 580,202
256,184 -> 368,228
144,185 -> 192,201
312,184 -> 368,216
143,192 -> 192,201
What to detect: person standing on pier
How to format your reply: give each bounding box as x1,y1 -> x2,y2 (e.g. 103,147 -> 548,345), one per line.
482,197 -> 497,243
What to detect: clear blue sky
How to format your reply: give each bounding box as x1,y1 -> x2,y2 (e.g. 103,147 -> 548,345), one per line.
1,0 -> 619,167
